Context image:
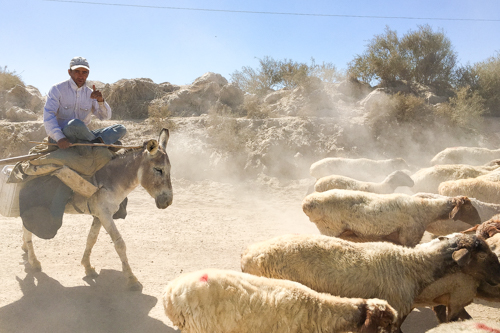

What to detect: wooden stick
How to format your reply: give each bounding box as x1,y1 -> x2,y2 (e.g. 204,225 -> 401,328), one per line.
0,153 -> 49,165
29,141 -> 142,149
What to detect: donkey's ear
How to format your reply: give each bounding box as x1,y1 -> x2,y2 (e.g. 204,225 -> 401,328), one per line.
146,139 -> 159,155
159,128 -> 169,151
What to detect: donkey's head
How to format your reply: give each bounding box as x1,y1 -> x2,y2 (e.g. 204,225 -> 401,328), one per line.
139,128 -> 173,209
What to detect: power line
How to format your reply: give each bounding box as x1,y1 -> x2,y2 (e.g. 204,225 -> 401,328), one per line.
42,0 -> 500,22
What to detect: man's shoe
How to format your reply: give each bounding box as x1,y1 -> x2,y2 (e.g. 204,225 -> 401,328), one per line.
108,140 -> 123,152
90,137 -> 105,144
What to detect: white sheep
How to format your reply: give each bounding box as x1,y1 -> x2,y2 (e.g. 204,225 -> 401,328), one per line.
302,189 -> 481,247
163,268 -> 398,333
410,163 -> 499,194
309,157 -> 410,182
240,233 -> 500,332
430,147 -> 500,166
438,178 -> 500,205
413,193 -> 500,236
314,170 -> 414,194
425,320 -> 500,333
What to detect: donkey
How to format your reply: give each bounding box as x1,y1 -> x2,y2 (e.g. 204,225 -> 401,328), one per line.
22,128 -> 173,291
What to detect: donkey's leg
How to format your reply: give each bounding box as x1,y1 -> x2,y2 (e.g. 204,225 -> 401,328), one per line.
99,215 -> 142,291
22,226 -> 41,271
81,217 -> 102,278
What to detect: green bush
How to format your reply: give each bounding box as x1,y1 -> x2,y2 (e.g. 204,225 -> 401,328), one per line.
348,25 -> 457,93
436,86 -> 485,134
475,53 -> 500,116
366,92 -> 435,138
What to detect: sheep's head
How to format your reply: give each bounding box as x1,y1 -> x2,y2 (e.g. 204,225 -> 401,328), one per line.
386,170 -> 414,189
449,196 -> 481,226
450,234 -> 500,286
360,299 -> 398,333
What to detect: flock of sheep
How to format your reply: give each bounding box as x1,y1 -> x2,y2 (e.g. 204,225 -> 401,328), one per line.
162,146 -> 500,333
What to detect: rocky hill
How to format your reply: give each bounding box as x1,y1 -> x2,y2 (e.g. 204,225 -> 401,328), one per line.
1,72 -> 500,181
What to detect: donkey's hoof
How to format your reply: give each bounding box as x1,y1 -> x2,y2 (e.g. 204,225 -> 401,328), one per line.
30,259 -> 42,272
84,266 -> 99,278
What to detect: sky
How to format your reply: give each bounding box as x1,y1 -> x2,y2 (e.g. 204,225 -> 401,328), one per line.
1,0 -> 499,95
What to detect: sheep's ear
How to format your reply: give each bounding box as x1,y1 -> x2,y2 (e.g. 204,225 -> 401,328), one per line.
146,139 -> 159,155
449,201 -> 463,220
461,224 -> 479,234
452,248 -> 471,266
438,236 -> 447,241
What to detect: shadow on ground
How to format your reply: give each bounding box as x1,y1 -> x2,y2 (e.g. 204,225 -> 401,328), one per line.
0,268 -> 179,333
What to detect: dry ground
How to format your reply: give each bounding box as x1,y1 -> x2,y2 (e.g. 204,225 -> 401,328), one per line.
0,173 -> 499,333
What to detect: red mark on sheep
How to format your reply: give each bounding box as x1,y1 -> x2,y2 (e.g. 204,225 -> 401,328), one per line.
475,323 -> 500,333
199,274 -> 208,282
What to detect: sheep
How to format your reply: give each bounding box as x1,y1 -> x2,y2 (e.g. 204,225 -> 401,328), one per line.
240,233 -> 500,332
410,163 -> 500,194
309,157 -> 410,182
302,189 -> 481,247
413,193 -> 500,236
314,170 -> 414,194
430,147 -> 500,166
476,167 -> 500,182
475,233 -> 500,302
425,320 -> 500,333
413,220 -> 500,323
162,268 -> 398,333
466,220 -> 500,303
438,178 -> 500,205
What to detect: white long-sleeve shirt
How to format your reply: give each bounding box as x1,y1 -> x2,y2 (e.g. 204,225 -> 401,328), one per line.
43,78 -> 112,141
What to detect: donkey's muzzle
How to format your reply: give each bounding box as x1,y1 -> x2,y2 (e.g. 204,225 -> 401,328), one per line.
156,193 -> 173,209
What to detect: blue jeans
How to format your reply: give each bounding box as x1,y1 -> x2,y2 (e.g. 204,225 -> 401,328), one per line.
62,119 -> 127,144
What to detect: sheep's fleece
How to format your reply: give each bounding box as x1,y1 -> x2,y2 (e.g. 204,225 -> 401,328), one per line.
163,268 -> 397,333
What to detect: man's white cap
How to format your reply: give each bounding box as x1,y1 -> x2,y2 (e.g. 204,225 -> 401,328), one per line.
69,56 -> 90,70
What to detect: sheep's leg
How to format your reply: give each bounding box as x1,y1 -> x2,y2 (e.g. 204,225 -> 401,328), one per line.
432,305 -> 448,323
22,226 -> 41,271
99,214 -> 142,291
455,308 -> 472,321
81,217 -> 102,278
447,306 -> 472,322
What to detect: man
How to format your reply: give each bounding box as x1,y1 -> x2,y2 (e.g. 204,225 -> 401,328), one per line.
43,56 -> 126,149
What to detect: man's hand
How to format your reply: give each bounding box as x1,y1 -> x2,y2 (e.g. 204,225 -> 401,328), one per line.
90,84 -> 104,102
57,138 -> 71,149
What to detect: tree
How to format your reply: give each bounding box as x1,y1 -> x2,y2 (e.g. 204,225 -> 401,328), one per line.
475,53 -> 500,116
400,25 -> 456,90
348,25 -> 457,92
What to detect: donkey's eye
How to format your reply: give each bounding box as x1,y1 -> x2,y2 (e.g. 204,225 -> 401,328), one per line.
154,167 -> 163,175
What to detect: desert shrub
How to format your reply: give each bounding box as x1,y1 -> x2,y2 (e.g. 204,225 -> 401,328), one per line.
366,92 -> 435,138
452,63 -> 480,91
0,66 -> 24,91
242,96 -> 275,119
205,108 -> 251,153
348,25 -> 457,93
231,57 -> 340,95
436,86 -> 485,134
147,99 -> 177,133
